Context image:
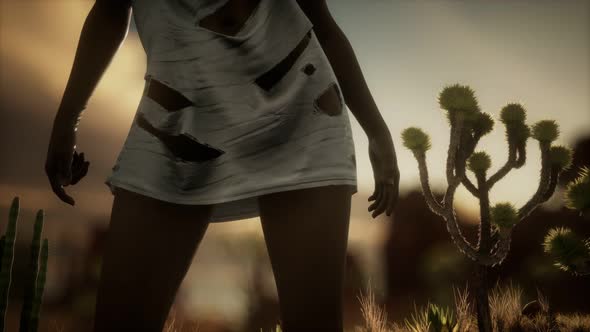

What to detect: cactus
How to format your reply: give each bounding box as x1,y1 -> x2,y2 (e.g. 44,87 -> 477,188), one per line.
401,83 -> 572,332
0,197 -> 49,332
19,210 -> 44,332
427,303 -> 458,332
29,239 -> 48,332
543,166 -> 590,275
0,197 -> 19,331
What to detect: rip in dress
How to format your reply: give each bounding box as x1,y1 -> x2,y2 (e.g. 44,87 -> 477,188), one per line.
136,76 -> 225,163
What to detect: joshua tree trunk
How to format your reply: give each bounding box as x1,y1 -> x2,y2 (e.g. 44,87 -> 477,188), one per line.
474,264 -> 493,332
473,172 -> 494,332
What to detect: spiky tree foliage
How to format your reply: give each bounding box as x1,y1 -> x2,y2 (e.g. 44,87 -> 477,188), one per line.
401,83 -> 572,332
564,166 -> 590,212
543,166 -> 590,276
543,227 -> 590,276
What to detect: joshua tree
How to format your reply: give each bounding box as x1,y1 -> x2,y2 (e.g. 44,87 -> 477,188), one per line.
543,165 -> 590,276
401,83 -> 572,332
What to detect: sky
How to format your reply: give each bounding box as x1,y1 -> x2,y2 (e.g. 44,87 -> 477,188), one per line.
1,0 -> 589,325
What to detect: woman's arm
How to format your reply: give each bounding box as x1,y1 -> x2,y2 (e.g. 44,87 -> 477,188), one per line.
55,0 -> 132,126
45,1 -> 131,205
298,1 -> 400,218
296,0 -> 391,141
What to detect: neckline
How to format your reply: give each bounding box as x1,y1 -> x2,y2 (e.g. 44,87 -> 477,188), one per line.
194,0 -> 266,39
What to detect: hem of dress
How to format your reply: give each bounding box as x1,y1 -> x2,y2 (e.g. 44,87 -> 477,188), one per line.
104,176 -> 357,222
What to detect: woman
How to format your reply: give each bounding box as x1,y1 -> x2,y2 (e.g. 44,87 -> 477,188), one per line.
45,0 -> 400,331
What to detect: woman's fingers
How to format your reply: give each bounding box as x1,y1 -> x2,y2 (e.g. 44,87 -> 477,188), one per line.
49,174 -> 75,206
70,161 -> 90,185
375,182 -> 384,202
373,186 -> 390,218
368,183 -> 387,218
368,182 -> 383,210
368,183 -> 399,218
65,152 -> 80,187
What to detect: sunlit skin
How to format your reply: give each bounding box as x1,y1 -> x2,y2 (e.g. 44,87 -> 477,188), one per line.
44,0 -> 400,330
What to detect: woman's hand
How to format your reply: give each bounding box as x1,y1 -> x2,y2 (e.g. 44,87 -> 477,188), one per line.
45,115 -> 90,206
368,132 -> 400,219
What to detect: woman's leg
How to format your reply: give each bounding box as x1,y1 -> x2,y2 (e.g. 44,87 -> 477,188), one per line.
258,185 -> 352,332
92,187 -> 214,332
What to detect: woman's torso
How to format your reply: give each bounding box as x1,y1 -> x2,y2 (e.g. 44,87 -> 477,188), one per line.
130,0 -> 315,89
125,0 -> 350,163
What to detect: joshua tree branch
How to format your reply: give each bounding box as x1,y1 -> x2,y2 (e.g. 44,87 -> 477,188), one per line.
518,141 -> 552,220
515,142 -> 527,168
453,129 -> 480,198
414,151 -> 445,216
442,176 -> 479,260
469,133 -> 482,150
446,112 -> 464,183
476,173 -> 492,254
489,232 -> 513,266
540,166 -> 560,202
487,140 -> 517,188
462,176 -> 480,198
466,132 -> 480,156
455,130 -> 471,178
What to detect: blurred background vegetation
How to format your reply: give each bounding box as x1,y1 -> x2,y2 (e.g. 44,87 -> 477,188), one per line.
1,0 -> 589,331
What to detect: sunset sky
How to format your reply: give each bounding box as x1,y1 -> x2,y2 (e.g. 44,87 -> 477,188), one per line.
1,0 -> 589,325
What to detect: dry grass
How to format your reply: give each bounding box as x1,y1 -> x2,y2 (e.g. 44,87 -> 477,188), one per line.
453,283 -> 475,332
556,312 -> 590,332
44,281 -> 590,332
403,302 -> 432,332
353,281 -> 590,332
489,280 -> 523,331
355,280 -> 390,332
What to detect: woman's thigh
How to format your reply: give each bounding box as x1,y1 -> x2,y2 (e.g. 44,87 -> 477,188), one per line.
93,187 -> 214,332
258,185 -> 352,331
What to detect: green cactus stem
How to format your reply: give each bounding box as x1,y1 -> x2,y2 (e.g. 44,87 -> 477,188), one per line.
19,209 -> 44,332
0,197 -> 19,332
29,239 -> 48,332
427,303 -> 458,332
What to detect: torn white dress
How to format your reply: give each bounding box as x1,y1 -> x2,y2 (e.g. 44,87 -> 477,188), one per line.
104,0 -> 358,222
